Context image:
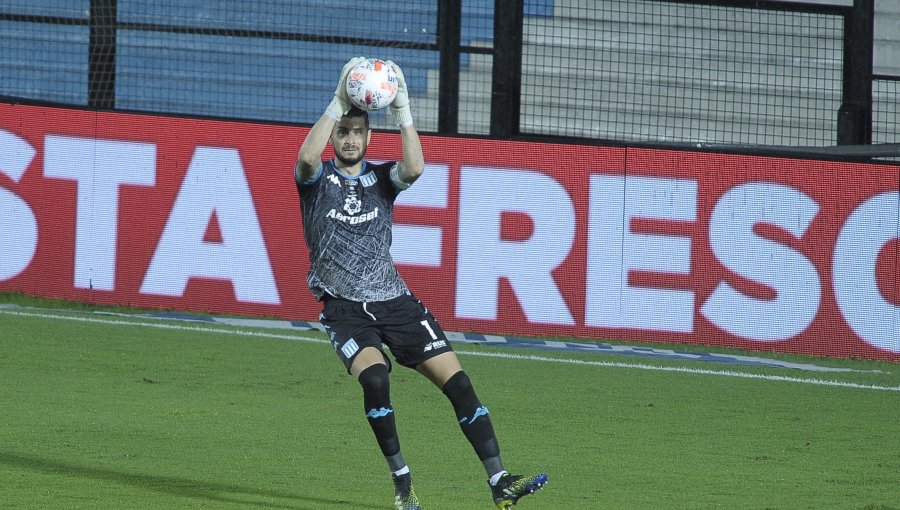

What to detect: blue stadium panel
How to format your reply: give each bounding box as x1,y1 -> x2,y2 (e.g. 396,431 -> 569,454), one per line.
525,0 -> 554,17
462,0 -> 493,44
0,0 -> 88,17
115,29 -> 438,123
0,21 -> 88,105
460,0 -> 552,41
459,0 -> 553,68
117,0 -> 437,45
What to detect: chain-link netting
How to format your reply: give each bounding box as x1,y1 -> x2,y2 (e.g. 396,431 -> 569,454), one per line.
0,2 -> 90,105
874,78 -> 900,144
0,1 -> 442,131
521,1 -> 846,145
1,0 -> 897,145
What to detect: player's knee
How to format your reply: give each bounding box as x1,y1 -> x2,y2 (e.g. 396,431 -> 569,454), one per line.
358,363 -> 390,396
442,370 -> 484,419
442,370 -> 473,397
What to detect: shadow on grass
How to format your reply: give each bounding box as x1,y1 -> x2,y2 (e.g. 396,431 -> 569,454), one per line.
0,451 -> 372,509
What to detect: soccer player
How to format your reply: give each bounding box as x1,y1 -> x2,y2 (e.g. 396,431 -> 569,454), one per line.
294,57 -> 548,510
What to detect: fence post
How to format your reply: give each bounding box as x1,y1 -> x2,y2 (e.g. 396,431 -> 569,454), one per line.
438,0 -> 461,134
837,0 -> 874,145
88,0 -> 117,109
490,0 -> 523,137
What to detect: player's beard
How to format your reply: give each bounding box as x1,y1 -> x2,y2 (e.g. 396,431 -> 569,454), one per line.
335,145 -> 365,166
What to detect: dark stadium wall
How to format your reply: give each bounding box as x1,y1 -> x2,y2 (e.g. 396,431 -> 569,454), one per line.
1,103 -> 898,361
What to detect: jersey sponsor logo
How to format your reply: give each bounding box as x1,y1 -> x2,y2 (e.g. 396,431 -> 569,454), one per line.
327,174 -> 340,185
423,339 -> 447,352
326,207 -> 379,225
340,338 -> 359,358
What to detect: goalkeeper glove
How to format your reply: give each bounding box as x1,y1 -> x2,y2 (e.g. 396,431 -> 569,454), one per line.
325,56 -> 366,121
387,60 -> 413,127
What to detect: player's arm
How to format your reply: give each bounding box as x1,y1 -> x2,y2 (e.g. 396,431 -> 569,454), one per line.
386,61 -> 424,185
395,124 -> 424,185
296,57 -> 366,183
295,114 -> 334,183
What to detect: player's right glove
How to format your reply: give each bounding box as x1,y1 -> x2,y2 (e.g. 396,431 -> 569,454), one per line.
386,60 -> 413,127
325,56 -> 366,121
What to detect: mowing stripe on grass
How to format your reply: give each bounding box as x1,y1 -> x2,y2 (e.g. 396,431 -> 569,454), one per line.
2,307 -> 898,393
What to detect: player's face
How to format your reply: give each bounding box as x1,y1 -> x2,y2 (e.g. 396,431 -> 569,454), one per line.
331,116 -> 371,166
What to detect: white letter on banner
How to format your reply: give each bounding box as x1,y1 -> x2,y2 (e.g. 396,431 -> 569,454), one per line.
44,135 -> 156,291
456,166 -> 575,324
833,192 -> 900,353
140,147 -> 280,304
585,174 -> 697,332
390,163 -> 448,266
701,182 -> 820,341
0,129 -> 38,281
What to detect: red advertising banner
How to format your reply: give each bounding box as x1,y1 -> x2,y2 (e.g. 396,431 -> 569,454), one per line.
1,103 -> 898,360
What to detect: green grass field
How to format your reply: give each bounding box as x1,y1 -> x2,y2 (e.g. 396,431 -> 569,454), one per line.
1,294 -> 898,509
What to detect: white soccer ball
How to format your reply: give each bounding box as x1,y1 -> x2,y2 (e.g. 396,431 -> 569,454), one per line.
345,58 -> 398,111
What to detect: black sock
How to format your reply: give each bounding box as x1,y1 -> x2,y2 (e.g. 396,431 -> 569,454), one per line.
358,364 -> 401,459
442,371 -> 501,466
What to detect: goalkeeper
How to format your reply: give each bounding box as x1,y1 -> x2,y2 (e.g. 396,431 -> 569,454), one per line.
293,57 -> 548,510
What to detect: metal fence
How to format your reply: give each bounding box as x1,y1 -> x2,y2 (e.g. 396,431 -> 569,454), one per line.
0,0 -> 896,148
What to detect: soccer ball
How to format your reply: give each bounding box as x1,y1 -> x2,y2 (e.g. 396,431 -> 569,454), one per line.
345,58 -> 398,111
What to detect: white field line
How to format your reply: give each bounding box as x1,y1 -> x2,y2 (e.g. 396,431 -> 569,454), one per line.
3,307 -> 899,393
461,350 -> 900,392
0,308 -> 328,344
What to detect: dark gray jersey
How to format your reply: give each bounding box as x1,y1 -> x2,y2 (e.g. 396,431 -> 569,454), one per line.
296,160 -> 409,302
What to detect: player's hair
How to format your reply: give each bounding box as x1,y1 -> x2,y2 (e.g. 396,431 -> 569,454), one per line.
345,106 -> 370,130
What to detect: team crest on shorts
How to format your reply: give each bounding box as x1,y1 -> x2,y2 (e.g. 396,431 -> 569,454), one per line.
341,338 -> 360,358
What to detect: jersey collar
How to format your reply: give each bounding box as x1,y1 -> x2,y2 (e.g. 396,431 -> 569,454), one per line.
329,159 -> 368,179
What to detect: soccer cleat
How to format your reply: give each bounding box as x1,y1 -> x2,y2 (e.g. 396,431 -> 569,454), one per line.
392,473 -> 421,510
490,472 -> 548,509
394,489 -> 421,510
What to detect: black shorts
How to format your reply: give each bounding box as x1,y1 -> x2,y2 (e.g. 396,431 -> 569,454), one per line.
319,292 -> 453,372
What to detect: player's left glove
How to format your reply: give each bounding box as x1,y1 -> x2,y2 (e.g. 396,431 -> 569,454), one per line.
325,56 -> 366,121
386,60 -> 413,127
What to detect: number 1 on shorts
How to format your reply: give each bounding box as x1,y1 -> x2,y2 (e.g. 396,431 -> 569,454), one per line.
420,320 -> 438,340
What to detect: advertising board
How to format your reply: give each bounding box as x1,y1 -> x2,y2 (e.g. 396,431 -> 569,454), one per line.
2,104 -> 897,360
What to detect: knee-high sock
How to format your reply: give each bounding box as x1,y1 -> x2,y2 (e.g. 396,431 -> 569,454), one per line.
358,364 -> 404,471
442,371 -> 502,471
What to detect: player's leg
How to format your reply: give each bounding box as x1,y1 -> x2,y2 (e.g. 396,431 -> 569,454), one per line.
384,294 -> 548,507
417,353 -> 504,474
385,296 -> 507,476
379,295 -> 506,476
351,350 -> 420,510
350,349 -> 404,471
417,353 -> 548,508
323,296 -> 420,510
325,298 -> 406,473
